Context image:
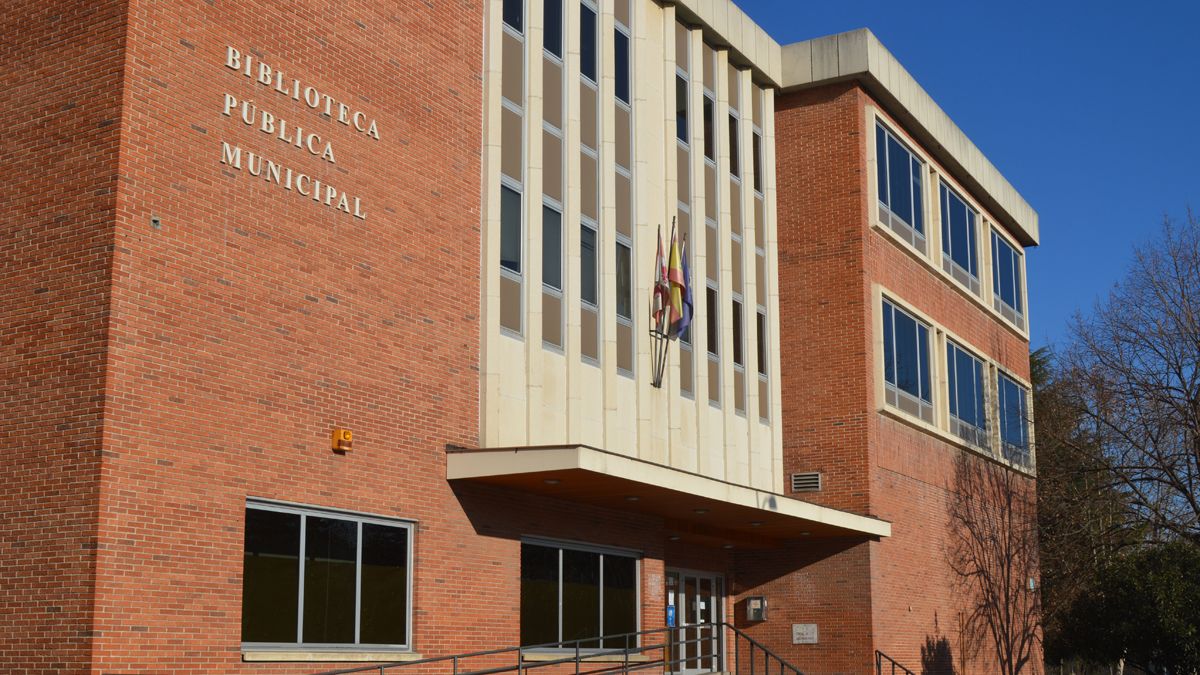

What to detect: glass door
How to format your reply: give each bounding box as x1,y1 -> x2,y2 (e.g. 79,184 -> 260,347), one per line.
667,569 -> 724,674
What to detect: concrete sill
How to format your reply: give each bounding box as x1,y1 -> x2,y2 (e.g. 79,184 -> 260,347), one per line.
242,650 -> 423,663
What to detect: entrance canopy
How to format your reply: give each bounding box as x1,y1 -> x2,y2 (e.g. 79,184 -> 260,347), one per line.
447,445 -> 890,548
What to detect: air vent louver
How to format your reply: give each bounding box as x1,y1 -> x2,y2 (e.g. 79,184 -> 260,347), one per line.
791,472 -> 822,493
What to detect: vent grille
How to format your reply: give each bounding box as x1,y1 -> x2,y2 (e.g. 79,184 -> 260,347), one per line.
791,472 -> 822,493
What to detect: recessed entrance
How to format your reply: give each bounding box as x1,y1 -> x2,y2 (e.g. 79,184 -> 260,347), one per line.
666,569 -> 724,674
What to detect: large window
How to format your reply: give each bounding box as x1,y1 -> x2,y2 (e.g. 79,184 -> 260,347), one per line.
940,182 -> 979,293
876,122 -> 925,251
500,185 -> 522,274
580,223 -> 598,306
543,206 -> 562,290
882,299 -> 933,423
503,0 -> 523,33
543,0 -> 562,58
947,341 -> 987,448
580,3 -> 597,82
728,114 -> 740,177
991,230 -> 1025,327
520,541 -> 638,649
614,29 -> 630,104
242,502 -> 412,649
675,75 -> 689,142
998,372 -> 1030,465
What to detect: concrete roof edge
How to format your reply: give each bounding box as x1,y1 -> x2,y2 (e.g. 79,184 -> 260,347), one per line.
779,28 -> 1040,247
671,0 -> 783,87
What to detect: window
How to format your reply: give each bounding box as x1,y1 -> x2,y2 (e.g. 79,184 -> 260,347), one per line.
728,114 -> 739,177
616,241 -> 632,320
675,75 -> 688,142
242,502 -> 412,649
731,299 -> 744,367
876,122 -> 925,250
615,29 -> 630,104
580,4 -> 597,82
702,96 -> 715,160
503,0 -> 523,33
520,542 -> 638,649
882,299 -> 933,422
940,182 -> 979,292
543,206 -> 562,290
991,230 -> 1025,327
705,286 -> 719,356
580,223 -> 597,305
946,341 -> 987,448
751,131 -> 763,193
755,310 -> 767,376
997,372 -> 1030,465
501,185 -> 522,274
544,0 -> 562,58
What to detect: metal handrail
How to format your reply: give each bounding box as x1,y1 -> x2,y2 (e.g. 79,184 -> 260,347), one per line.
875,650 -> 916,675
311,622 -> 805,675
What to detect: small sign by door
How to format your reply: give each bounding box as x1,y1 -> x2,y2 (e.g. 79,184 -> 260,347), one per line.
792,624 -> 818,644
666,605 -> 676,627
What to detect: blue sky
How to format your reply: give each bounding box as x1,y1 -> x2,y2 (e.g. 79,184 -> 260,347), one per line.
736,0 -> 1200,349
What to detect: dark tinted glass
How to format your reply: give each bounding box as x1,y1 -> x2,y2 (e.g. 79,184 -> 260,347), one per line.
359,524 -> 408,645
561,549 -> 600,646
703,97 -> 715,160
601,556 -> 637,648
501,185 -> 522,273
756,311 -> 766,375
941,184 -> 977,277
910,155 -> 924,234
543,207 -> 562,290
580,5 -> 597,81
732,299 -> 744,366
503,0 -> 523,32
948,343 -> 984,429
616,242 -> 632,319
882,302 -> 895,385
993,232 -> 1020,311
886,135 -> 912,227
675,75 -> 688,141
728,115 -> 739,177
875,124 -> 888,204
303,516 -> 357,644
521,544 -> 559,646
706,287 -> 718,356
544,0 -> 562,57
581,225 -> 597,305
242,508 -> 300,643
752,132 -> 763,193
999,374 -> 1028,450
615,30 -> 630,104
917,323 -> 930,402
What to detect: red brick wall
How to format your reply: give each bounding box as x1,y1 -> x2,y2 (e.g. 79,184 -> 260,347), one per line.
0,1 -> 129,671
84,0 -> 488,670
774,82 -> 874,517
774,82 -> 1041,674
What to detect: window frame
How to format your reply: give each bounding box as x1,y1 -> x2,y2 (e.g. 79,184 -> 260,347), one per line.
946,339 -> 988,449
241,499 -> 416,653
996,369 -> 1032,466
875,119 -> 926,253
519,538 -> 641,651
990,226 -> 1026,329
881,297 -> 934,424
939,179 -> 981,295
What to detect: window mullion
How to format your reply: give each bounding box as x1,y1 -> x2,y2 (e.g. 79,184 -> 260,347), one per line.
557,548 -> 564,644
598,554 -> 605,645
354,521 -> 363,645
296,514 -> 307,644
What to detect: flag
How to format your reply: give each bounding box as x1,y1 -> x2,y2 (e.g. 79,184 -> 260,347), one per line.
667,227 -> 687,340
650,225 -> 670,334
676,238 -> 693,339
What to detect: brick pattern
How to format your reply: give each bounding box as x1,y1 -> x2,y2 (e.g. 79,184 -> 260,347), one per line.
774,82 -> 1042,675
0,1 -> 130,671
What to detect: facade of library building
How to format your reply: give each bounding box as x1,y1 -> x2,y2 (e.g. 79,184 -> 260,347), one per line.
2,0 -> 1042,672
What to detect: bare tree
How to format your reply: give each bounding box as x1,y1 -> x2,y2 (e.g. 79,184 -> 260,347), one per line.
949,454 -> 1042,675
1064,212 -> 1200,542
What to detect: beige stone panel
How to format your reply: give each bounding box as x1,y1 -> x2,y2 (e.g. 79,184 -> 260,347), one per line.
580,152 -> 598,220
580,83 -> 598,150
616,172 -> 631,237
502,31 -> 524,104
497,337 -> 530,446
539,352 -> 569,442
543,132 -> 563,203
501,106 -> 523,182
482,0 -> 506,448
578,364 -> 605,447
615,105 -> 631,169
543,58 -> 563,129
